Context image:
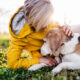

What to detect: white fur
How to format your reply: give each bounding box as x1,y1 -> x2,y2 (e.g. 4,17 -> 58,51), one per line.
28,33 -> 80,76
51,33 -> 80,75
60,33 -> 79,55
41,41 -> 52,56
28,63 -> 47,71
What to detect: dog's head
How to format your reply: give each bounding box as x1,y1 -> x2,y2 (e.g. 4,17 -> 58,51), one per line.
41,28 -> 80,56
41,28 -> 68,56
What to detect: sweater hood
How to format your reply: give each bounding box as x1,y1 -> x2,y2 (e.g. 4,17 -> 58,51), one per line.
9,7 -> 33,38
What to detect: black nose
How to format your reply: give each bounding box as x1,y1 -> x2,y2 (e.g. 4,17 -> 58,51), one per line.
47,54 -> 50,56
78,36 -> 80,42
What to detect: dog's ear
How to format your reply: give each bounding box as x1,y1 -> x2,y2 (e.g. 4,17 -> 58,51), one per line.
44,30 -> 52,39
78,36 -> 80,42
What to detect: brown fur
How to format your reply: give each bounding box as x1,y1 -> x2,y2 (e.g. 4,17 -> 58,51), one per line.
74,43 -> 80,55
45,28 -> 70,55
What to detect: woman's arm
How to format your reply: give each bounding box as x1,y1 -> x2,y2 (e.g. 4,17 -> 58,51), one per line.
7,40 -> 39,69
7,39 -> 57,69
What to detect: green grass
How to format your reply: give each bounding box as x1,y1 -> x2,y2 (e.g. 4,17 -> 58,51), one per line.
0,34 -> 80,80
0,40 -> 9,48
0,34 -> 10,48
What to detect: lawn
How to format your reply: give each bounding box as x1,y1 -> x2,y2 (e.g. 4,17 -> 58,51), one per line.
0,34 -> 80,80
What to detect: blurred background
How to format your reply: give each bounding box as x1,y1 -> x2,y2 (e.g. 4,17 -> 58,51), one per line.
0,0 -> 80,34
0,0 -> 24,34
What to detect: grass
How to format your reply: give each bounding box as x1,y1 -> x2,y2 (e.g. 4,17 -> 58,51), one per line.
0,34 -> 80,80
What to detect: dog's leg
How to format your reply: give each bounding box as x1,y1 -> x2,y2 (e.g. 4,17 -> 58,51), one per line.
28,63 -> 48,71
52,62 -> 80,76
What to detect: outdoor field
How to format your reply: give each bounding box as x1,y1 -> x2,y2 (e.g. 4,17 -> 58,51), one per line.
0,34 -> 80,80
0,0 -> 80,79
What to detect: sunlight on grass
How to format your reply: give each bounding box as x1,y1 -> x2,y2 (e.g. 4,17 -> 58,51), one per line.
0,34 -> 10,40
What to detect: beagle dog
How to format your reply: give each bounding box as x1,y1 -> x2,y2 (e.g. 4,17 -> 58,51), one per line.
41,28 -> 80,76
28,28 -> 80,76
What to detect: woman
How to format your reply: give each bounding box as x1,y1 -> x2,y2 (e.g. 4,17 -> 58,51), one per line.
7,0 -> 73,69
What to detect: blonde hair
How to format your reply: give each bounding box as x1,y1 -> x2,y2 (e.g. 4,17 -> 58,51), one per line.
24,0 -> 54,31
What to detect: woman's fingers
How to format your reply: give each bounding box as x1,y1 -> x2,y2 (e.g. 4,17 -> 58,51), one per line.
72,32 -> 74,36
65,27 -> 70,35
39,57 -> 57,67
52,59 -> 57,65
63,26 -> 67,32
66,28 -> 74,37
60,25 -> 74,37
49,61 -> 55,66
48,58 -> 57,66
68,30 -> 72,36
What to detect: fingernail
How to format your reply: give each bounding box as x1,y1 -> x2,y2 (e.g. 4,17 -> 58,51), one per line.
68,34 -> 70,36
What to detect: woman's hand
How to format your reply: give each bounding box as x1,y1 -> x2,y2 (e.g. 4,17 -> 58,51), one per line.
60,25 -> 74,37
39,57 -> 57,66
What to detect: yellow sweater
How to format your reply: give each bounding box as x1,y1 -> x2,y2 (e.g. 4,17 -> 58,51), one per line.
7,7 -> 58,69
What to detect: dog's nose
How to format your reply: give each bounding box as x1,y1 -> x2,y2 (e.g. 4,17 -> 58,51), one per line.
47,54 -> 50,56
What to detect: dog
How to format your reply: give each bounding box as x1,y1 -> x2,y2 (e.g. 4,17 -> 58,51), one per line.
41,28 -> 80,76
28,28 -> 68,71
28,28 -> 80,76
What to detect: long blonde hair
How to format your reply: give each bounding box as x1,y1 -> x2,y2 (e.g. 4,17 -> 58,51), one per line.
24,0 -> 54,32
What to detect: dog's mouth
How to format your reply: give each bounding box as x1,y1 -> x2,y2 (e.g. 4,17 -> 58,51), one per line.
51,42 -> 65,57
44,53 -> 55,57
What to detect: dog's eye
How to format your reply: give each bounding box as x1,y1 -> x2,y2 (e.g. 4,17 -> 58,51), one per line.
61,43 -> 64,46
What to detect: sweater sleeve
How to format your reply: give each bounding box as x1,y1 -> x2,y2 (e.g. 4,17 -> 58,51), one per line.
7,39 -> 40,69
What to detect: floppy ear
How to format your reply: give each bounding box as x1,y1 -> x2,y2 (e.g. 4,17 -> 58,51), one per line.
44,31 -> 52,39
78,36 -> 80,42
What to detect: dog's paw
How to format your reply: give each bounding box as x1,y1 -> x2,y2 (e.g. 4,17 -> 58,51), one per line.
28,66 -> 37,71
28,63 -> 47,71
51,68 -> 61,76
28,65 -> 39,71
51,70 -> 58,76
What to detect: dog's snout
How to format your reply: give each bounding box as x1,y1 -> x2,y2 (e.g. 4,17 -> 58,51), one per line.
78,36 -> 80,42
47,54 -> 50,56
